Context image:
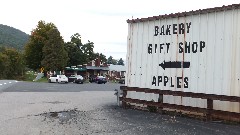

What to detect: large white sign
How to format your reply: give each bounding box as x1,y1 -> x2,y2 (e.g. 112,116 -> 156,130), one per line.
148,22 -> 206,89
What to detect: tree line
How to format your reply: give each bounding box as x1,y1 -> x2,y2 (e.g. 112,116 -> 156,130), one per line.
0,20 -> 124,79
107,56 -> 124,65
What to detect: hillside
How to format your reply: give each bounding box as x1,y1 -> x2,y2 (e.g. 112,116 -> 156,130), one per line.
0,24 -> 29,50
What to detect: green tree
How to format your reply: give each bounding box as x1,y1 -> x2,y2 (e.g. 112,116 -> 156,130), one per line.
95,53 -> 107,63
24,20 -> 56,70
107,56 -> 117,65
65,33 -> 108,66
64,42 -> 82,66
0,46 -> 6,52
82,40 -> 95,62
65,33 -> 87,66
71,33 -> 86,64
107,56 -> 113,64
41,28 -> 68,71
112,59 -> 117,65
100,53 -> 107,63
0,53 -> 9,79
66,33 -> 97,65
70,33 -> 82,48
0,47 -> 25,79
117,58 -> 124,65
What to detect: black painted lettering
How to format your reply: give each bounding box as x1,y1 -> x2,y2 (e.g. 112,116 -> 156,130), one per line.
152,76 -> 156,86
152,76 -> 189,89
166,25 -> 171,35
185,41 -> 190,53
173,24 -> 178,34
170,77 -> 174,87
154,26 -> 159,36
166,43 -> 170,53
200,41 -> 205,52
148,44 -> 152,54
158,76 -> 162,86
186,22 -> 191,33
179,42 -> 183,53
164,76 -> 168,86
155,44 -> 157,53
179,23 -> 185,34
192,42 -> 198,53
177,77 -> 182,88
184,77 -> 188,88
160,43 -> 164,53
160,25 -> 165,35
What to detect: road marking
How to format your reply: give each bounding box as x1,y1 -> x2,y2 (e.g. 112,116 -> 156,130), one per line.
0,81 -> 18,86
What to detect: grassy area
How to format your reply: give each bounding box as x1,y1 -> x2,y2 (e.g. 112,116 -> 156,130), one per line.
36,77 -> 48,83
22,71 -> 48,83
23,72 -> 36,81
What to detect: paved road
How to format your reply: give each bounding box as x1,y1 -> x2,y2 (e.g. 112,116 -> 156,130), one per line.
0,81 -> 239,135
0,80 -> 19,91
2,81 -> 123,92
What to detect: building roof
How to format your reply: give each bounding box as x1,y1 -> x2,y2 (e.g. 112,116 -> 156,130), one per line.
108,64 -> 126,72
127,4 -> 240,23
86,66 -> 109,71
65,67 -> 86,71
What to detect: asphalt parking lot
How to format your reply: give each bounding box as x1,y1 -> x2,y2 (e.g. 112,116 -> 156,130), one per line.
0,81 -> 239,135
2,81 -> 123,92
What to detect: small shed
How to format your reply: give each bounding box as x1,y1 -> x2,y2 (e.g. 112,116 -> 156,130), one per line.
122,4 -> 240,122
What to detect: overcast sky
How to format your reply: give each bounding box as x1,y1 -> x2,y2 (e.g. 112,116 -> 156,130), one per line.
0,0 -> 239,60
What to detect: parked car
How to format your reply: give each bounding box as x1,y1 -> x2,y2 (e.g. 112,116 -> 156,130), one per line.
89,75 -> 97,83
95,76 -> 107,84
68,75 -> 78,82
48,75 -> 68,83
118,77 -> 125,84
68,75 -> 84,84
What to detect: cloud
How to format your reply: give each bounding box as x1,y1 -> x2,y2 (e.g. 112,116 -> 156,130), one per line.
1,0 -> 238,62
97,42 -> 126,46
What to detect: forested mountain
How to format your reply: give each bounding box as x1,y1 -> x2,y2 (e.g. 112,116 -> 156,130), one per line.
0,24 -> 29,50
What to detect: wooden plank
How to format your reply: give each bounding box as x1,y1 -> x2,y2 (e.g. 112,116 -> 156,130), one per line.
122,97 -> 206,113
124,87 -> 240,102
122,97 -> 240,120
206,99 -> 213,121
158,94 -> 163,114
